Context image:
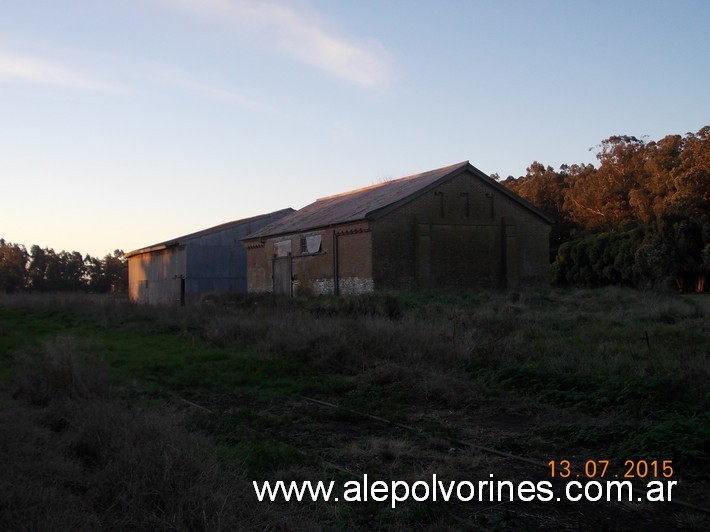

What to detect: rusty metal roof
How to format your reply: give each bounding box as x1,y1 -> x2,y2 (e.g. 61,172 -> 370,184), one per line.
245,162 -> 470,239
244,161 -> 553,240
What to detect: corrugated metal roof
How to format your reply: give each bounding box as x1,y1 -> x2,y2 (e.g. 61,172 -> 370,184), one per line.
244,161 -> 554,240
126,208 -> 294,258
245,162 -> 472,239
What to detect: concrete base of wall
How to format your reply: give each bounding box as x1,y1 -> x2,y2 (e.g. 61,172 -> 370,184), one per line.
339,277 -> 374,295
293,277 -> 374,296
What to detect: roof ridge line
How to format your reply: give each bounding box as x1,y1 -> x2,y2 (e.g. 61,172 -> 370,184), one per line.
315,161 -> 469,202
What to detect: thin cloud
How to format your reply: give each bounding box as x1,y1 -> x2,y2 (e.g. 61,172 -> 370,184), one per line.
171,0 -> 392,88
0,50 -> 115,91
158,67 -> 279,114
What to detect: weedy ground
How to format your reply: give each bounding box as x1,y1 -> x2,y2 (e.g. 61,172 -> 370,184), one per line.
0,288 -> 707,530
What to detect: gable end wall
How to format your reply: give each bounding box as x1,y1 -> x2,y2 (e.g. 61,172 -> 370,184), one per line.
371,170 -> 551,291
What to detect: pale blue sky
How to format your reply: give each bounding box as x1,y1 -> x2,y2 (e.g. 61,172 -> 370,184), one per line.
1,0 -> 708,257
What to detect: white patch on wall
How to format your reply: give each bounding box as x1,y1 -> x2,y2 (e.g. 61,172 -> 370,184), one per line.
312,278 -> 334,295
339,277 -> 374,295
291,277 -> 374,296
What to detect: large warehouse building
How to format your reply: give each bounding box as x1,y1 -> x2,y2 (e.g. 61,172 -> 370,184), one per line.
243,162 -> 553,295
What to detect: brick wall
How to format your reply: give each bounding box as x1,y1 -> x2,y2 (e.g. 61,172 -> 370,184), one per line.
372,171 -> 551,290
244,221 -> 374,295
245,170 -> 551,295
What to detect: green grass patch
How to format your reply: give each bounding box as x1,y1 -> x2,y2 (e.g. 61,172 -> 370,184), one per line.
613,415 -> 710,478
98,330 -> 346,398
472,363 -> 707,419
0,306 -> 348,400
539,414 -> 709,478
213,438 -> 312,477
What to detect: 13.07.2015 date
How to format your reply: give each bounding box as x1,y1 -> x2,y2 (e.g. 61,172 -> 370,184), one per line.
548,459 -> 674,479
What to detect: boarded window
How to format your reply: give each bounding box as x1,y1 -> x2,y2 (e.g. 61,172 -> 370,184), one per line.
305,234 -> 322,254
273,240 -> 292,257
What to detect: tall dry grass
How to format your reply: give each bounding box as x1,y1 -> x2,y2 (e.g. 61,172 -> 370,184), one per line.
13,335 -> 109,405
198,289 -> 708,385
3,288 -> 707,405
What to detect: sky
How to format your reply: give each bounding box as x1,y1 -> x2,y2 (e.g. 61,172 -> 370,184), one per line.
1,0 -> 709,257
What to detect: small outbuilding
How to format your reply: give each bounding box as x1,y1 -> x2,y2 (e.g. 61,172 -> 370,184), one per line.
243,162 -> 554,295
127,208 -> 293,304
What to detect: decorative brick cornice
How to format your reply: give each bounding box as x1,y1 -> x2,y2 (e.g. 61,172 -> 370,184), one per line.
243,240 -> 266,250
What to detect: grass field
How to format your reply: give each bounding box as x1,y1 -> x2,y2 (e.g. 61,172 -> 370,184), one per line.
0,288 -> 708,530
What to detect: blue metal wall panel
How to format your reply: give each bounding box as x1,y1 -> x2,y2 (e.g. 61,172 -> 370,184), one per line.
128,209 -> 292,305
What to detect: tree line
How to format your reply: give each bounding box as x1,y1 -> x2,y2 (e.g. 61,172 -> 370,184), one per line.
0,241 -> 128,294
501,126 -> 709,291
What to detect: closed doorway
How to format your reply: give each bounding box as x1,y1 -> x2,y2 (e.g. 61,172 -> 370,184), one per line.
272,256 -> 292,296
